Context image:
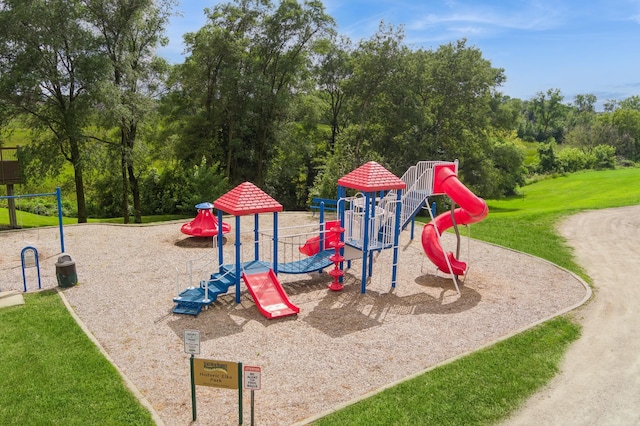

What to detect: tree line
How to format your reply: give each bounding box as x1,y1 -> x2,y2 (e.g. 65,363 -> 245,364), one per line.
1,0 -> 638,222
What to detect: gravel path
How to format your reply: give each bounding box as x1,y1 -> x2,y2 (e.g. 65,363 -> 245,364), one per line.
503,205 -> 640,425
0,213 -> 589,425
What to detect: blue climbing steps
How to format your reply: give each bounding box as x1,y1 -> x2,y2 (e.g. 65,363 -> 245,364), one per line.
173,271 -> 236,316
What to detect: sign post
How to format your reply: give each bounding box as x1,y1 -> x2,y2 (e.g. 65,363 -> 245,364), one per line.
184,330 -> 200,421
244,366 -> 261,426
184,330 -> 245,424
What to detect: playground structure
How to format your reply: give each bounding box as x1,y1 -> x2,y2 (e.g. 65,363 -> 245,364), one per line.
173,160 -> 488,318
180,202 -> 231,237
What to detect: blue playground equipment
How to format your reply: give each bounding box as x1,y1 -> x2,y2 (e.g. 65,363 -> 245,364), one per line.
173,160 -> 469,317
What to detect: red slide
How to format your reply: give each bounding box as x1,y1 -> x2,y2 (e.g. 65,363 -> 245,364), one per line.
242,269 -> 300,319
299,220 -> 342,256
421,165 -> 489,276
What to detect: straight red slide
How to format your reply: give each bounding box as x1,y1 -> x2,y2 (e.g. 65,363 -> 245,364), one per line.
421,165 -> 489,276
242,269 -> 300,319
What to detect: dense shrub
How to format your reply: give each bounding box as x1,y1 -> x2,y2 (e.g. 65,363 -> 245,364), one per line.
537,141 -> 558,173
140,159 -> 228,216
556,147 -> 594,173
592,144 -> 616,169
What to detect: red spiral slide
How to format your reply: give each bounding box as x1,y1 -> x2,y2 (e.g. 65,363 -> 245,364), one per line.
421,165 -> 488,276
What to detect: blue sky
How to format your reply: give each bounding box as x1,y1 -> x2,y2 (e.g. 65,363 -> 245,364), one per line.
159,0 -> 640,108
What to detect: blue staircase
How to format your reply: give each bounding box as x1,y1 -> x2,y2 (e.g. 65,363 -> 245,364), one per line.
173,271 -> 236,316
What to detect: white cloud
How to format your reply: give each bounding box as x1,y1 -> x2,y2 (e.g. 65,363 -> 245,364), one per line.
406,2 -> 564,36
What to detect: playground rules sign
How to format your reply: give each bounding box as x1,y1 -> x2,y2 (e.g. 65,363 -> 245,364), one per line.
244,365 -> 261,390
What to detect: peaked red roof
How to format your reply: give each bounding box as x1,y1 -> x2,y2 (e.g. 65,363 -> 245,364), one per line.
214,182 -> 283,215
337,161 -> 406,191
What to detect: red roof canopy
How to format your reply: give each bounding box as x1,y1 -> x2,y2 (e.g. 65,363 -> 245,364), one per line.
337,161 -> 406,192
214,182 -> 283,216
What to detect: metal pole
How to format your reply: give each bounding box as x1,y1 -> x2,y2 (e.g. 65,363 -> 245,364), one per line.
217,209 -> 224,270
361,192 -> 370,293
251,390 -> 255,426
273,212 -> 278,275
254,214 -> 260,262
56,187 -> 65,253
238,362 -> 243,425
235,215 -> 241,303
190,354 -> 197,421
391,190 -> 402,288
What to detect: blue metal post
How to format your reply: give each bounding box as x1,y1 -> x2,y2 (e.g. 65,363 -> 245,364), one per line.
55,187 -> 65,253
410,217 -> 415,240
368,192 -> 375,278
273,212 -> 279,275
319,202 -> 325,251
235,215 -> 241,303
391,189 -> 403,288
217,209 -> 224,271
254,214 -> 259,261
361,192 -> 371,293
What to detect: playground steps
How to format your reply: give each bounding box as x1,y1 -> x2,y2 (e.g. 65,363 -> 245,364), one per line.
172,271 -> 237,316
399,189 -> 430,230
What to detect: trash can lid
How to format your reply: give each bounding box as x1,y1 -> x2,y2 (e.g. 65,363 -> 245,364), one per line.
56,254 -> 75,267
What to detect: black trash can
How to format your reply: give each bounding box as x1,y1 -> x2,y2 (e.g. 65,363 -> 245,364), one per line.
55,254 -> 77,288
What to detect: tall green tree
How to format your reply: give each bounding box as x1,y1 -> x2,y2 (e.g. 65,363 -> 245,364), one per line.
529,88 -> 567,142
602,108 -> 640,161
84,0 -> 174,223
0,0 -> 108,222
177,0 -> 262,180
342,23 -> 406,169
176,0 -> 335,186
314,35 -> 353,151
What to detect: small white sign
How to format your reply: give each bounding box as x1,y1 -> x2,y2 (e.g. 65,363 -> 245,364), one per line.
23,248 -> 37,268
244,365 -> 261,390
183,329 -> 200,355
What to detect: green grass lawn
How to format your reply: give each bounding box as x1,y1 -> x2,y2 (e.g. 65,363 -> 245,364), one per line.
2,167 -> 640,425
314,317 -> 580,426
0,291 -> 155,425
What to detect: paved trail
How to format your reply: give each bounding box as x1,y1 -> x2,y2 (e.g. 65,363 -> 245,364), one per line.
503,205 -> 640,425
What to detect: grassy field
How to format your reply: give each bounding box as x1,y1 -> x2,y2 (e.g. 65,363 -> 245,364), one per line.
1,167 -> 640,424
472,167 -> 640,281
0,291 -> 155,425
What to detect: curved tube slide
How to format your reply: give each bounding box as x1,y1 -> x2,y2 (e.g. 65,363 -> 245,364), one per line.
421,166 -> 488,275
